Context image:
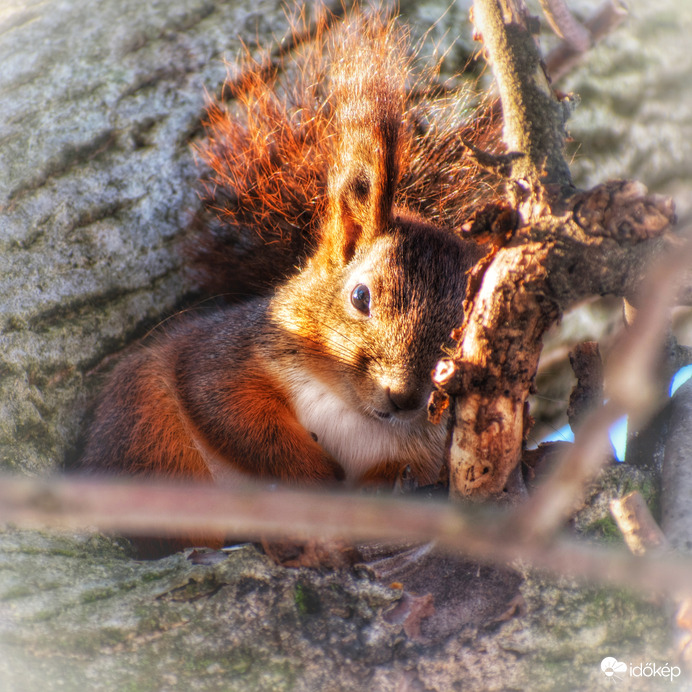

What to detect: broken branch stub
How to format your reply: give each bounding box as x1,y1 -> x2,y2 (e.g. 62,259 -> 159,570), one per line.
438,180 -> 675,499
435,1 -> 676,500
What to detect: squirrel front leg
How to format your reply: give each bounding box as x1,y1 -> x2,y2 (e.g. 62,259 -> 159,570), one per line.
79,338 -> 344,557
81,339 -> 345,485
187,365 -> 346,484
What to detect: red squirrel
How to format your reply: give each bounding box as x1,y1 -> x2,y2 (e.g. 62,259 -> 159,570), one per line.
79,12 -> 497,495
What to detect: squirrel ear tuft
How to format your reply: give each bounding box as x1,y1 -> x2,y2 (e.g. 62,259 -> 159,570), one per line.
325,151 -> 397,264
338,194 -> 364,264
323,102 -> 403,264
333,163 -> 382,262
317,13 -> 407,266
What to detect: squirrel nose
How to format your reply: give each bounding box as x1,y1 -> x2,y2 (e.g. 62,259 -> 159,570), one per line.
386,386 -> 424,413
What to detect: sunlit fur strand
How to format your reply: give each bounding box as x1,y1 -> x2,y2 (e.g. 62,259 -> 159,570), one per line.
186,6 -> 500,298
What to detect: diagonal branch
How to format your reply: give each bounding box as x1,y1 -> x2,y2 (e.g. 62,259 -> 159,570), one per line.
509,232 -> 692,542
472,0 -> 572,197
539,0 -> 591,51
544,0 -> 628,83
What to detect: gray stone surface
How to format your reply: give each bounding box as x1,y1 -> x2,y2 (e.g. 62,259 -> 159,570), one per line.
0,0 -> 305,474
1,0 -> 691,690
0,522 -> 676,692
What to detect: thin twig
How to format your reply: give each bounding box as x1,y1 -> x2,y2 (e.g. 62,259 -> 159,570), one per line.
539,0 -> 591,51
509,399 -> 620,542
545,0 -> 628,82
610,491 -> 667,557
608,235 -> 692,421
611,490 -> 692,673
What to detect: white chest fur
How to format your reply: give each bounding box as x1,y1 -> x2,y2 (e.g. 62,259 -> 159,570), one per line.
284,370 -> 441,481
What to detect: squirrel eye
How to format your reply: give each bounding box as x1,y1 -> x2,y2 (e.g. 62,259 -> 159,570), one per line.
350,283 -> 371,314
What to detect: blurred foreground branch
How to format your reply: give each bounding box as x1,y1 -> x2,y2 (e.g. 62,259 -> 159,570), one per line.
511,232 -> 692,542
2,474 -> 692,597
611,491 -> 692,672
544,0 -> 628,82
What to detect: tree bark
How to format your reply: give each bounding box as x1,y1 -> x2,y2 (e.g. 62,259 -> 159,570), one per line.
1,0 -> 691,689
0,0 -> 325,474
436,0 -> 676,500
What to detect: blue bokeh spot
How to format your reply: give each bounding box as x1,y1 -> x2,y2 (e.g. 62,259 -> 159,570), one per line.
539,365 -> 692,462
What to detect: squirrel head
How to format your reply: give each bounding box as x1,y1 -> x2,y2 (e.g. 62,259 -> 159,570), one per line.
272,209 -> 481,423
270,17 -> 483,423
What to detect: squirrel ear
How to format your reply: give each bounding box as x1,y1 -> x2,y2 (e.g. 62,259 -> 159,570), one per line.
318,15 -> 406,266
323,118 -> 401,265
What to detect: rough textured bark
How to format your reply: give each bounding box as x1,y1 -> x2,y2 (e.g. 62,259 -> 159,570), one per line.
662,378 -> 692,552
0,467 -> 674,692
0,0 -> 325,475
473,0 -> 573,190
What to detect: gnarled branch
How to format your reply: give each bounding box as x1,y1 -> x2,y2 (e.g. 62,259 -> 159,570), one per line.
434,0 -> 676,502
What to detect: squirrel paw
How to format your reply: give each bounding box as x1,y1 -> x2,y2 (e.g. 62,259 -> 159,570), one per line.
260,537 -> 362,570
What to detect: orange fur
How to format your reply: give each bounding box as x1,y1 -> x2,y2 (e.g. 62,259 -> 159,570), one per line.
187,8 -> 500,298
81,304 -> 344,485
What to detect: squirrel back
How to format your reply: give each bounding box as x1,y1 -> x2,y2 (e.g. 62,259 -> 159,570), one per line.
79,10 -> 496,505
